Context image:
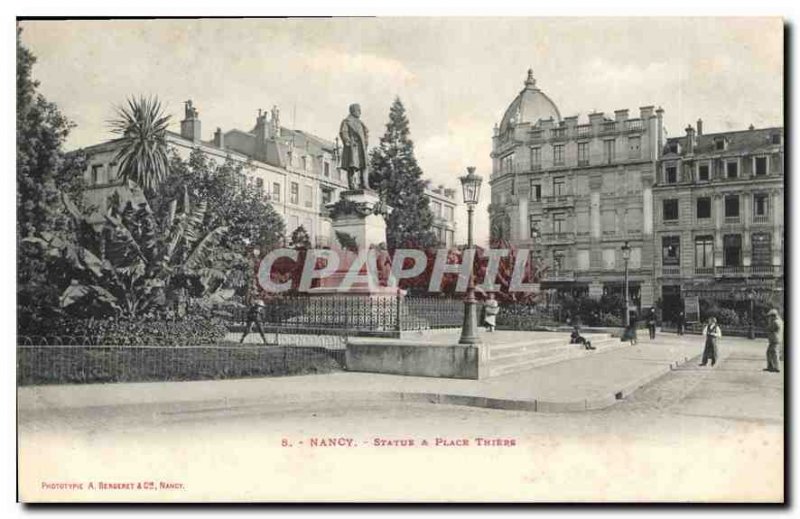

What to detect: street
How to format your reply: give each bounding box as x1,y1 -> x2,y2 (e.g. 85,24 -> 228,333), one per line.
18,337 -> 783,502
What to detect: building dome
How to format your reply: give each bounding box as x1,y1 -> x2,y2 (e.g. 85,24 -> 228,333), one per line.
498,69 -> 561,133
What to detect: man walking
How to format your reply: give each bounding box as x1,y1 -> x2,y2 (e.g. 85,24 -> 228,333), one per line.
699,317 -> 721,367
240,298 -> 269,345
765,309 -> 783,373
677,311 -> 686,336
647,308 -> 657,340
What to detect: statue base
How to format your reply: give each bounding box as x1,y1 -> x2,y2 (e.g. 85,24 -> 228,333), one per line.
327,189 -> 390,250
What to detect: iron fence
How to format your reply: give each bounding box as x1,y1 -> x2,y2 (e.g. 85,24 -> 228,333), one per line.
17,344 -> 345,386
228,295 -> 463,334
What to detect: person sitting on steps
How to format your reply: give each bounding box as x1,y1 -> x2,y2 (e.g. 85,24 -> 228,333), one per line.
570,324 -> 596,350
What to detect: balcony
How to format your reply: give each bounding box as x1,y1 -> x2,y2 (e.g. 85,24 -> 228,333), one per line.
551,128 -> 567,140
577,159 -> 590,167
752,214 -> 770,224
541,270 -> 575,282
724,216 -> 740,224
694,266 -> 715,276
600,122 -> 617,134
541,232 -> 576,245
716,265 -> 783,278
576,125 -> 592,138
625,119 -> 644,132
530,130 -> 544,141
542,194 -> 575,210
660,266 -> 681,277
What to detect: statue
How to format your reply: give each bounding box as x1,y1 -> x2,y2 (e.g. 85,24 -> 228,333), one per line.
339,103 -> 370,191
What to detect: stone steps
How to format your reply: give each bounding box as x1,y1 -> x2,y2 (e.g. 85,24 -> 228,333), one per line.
485,334 -> 625,378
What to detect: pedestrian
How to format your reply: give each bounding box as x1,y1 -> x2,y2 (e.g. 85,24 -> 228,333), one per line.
622,317 -> 638,345
699,317 -> 721,367
483,293 -> 499,333
240,298 -> 269,345
647,308 -> 657,340
764,309 -> 783,373
677,311 -> 685,336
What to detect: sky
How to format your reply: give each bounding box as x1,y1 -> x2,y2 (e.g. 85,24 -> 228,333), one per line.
18,17 -> 783,246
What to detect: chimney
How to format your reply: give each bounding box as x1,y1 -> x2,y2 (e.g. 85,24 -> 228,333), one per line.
696,118 -> 703,136
656,107 -> 665,158
588,112 -> 605,126
180,99 -> 201,142
614,109 -> 629,122
639,106 -> 655,119
685,125 -> 696,155
213,127 -> 224,149
269,105 -> 281,139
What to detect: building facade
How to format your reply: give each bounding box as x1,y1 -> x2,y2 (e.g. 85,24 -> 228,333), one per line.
425,182 -> 457,248
489,70 -> 663,309
653,122 -> 784,320
79,101 -> 458,248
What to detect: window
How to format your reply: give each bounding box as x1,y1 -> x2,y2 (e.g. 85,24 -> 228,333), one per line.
304,185 -> 313,208
553,145 -> 565,166
724,195 -> 739,218
530,182 -> 541,201
324,161 -> 330,177
553,213 -> 566,233
577,142 -> 589,165
662,236 -> 680,266
91,164 -> 102,185
715,138 -> 726,151
723,234 -> 742,267
255,178 -> 264,192
698,163 -> 710,181
628,136 -> 641,159
603,139 -> 615,164
665,165 -> 677,184
751,233 -> 771,265
663,199 -> 679,221
431,201 -> 442,218
301,156 -> 307,171
696,197 -> 711,219
694,236 -> 714,268
754,156 -> 767,176
553,176 -> 565,196
754,194 -> 769,217
577,211 -> 589,235
288,215 -> 299,232
602,211 -> 615,235
529,217 -> 540,238
321,188 -> 333,206
577,250 -> 590,271
510,178 -> 515,195
530,147 -> 541,170
771,133 -> 781,145
602,249 -> 616,270
272,182 -> 281,203
290,182 -> 299,205
444,206 -> 454,222
500,153 -> 514,173
726,160 -> 738,179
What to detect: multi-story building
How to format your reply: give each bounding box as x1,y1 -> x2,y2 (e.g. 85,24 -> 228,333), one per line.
489,70 -> 663,309
653,122 -> 784,320
425,182 -> 457,248
78,101 -> 458,248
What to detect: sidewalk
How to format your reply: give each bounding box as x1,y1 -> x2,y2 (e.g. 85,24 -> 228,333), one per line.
18,333 -> 758,414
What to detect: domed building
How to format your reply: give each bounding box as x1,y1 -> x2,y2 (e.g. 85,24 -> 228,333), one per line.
489,69 -> 664,316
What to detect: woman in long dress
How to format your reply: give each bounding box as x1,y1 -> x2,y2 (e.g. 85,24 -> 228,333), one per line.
484,293 -> 500,332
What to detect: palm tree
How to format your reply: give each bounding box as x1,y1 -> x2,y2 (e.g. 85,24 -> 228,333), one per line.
109,96 -> 171,195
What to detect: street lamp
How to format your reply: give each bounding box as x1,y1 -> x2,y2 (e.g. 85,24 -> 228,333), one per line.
621,241 -> 631,328
746,288 -> 756,340
459,166 -> 483,345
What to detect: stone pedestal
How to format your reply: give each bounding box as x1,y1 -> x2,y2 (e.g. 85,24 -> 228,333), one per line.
328,189 -> 388,250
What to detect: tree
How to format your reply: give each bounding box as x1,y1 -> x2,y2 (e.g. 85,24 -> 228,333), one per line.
369,98 -> 438,250
156,149 -> 285,254
289,225 -> 311,249
17,28 -> 87,330
109,95 -> 171,195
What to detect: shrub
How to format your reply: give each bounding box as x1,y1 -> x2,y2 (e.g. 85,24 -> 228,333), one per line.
712,307 -> 740,327
19,314 -> 229,346
600,312 -> 623,327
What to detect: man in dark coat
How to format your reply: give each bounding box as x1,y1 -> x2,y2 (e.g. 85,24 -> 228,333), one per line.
647,308 -> 657,340
765,309 -> 783,373
240,299 -> 269,345
339,103 -> 370,190
699,317 -> 721,367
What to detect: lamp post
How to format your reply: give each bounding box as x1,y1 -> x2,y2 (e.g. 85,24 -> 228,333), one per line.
621,241 -> 631,328
747,288 -> 756,339
458,166 -> 483,345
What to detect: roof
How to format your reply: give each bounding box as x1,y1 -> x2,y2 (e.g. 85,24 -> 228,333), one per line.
498,69 -> 561,134
663,127 -> 783,158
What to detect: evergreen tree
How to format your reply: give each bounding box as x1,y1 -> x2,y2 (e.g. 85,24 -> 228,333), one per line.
369,98 -> 438,250
289,225 -> 311,249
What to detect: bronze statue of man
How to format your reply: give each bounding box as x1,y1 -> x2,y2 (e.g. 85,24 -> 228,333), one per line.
339,103 -> 370,190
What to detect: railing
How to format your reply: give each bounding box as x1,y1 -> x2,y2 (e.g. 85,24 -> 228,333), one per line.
717,265 -> 744,277
724,216 -> 740,224
541,270 -> 575,281
625,119 -> 643,132
551,128 -> 567,139
749,265 -> 782,277
577,159 -> 590,167
228,295 -> 464,334
542,232 -> 576,243
660,266 -> 681,277
530,130 -> 544,141
688,265 -> 783,278
695,266 -> 715,276
752,214 -> 770,224
601,122 -> 617,134
576,125 -> 592,138
542,195 -> 574,208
